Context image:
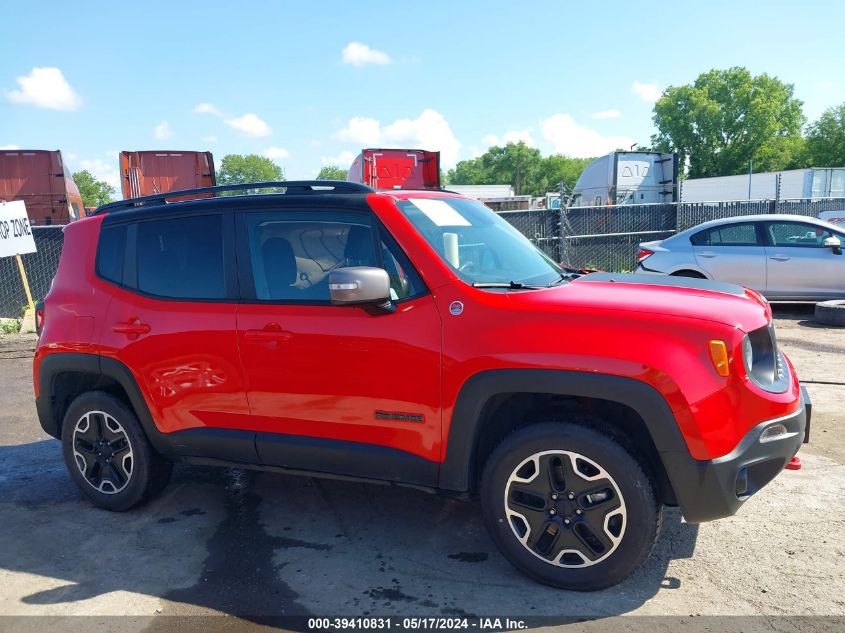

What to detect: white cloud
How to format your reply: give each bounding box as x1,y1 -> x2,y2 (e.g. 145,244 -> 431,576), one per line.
309,139 -> 322,147
591,109 -> 621,120
0,144 -> 20,150
541,114 -> 633,158
153,121 -> 172,140
225,113 -> 272,137
202,135 -> 217,143
481,129 -> 536,147
632,81 -> 661,103
193,102 -> 222,116
5,67 -> 82,111
334,116 -> 382,145
321,151 -> 356,167
77,157 -> 121,191
263,146 -> 290,161
341,42 -> 392,67
332,109 -> 461,166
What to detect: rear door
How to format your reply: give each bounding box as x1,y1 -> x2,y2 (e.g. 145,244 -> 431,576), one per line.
234,203 -> 442,485
762,220 -> 845,299
690,221 -> 766,290
98,211 -> 255,462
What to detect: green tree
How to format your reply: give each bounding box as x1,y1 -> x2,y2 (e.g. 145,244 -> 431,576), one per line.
536,155 -> 594,195
806,103 -> 845,167
72,170 -> 115,207
447,143 -> 592,196
216,154 -> 284,193
651,67 -> 807,178
316,166 -> 348,180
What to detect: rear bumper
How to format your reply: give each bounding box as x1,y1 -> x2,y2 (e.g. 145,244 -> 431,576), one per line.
663,386 -> 810,523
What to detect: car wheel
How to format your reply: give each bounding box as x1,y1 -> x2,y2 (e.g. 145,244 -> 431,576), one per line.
480,422 -> 662,590
61,391 -> 173,511
815,300 -> 845,327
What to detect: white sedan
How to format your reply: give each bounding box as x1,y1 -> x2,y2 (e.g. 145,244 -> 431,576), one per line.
636,214 -> 845,300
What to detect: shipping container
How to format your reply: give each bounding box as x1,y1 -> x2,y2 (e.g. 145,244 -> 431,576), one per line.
120,151 -> 215,199
347,149 -> 440,190
0,150 -> 84,225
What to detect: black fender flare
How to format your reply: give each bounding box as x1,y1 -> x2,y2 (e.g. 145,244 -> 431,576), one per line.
437,369 -> 693,493
37,353 -> 171,455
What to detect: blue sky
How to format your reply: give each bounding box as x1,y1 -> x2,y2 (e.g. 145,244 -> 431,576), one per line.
2,0 -> 843,189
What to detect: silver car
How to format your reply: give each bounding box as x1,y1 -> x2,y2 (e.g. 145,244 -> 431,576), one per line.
636,214 -> 845,300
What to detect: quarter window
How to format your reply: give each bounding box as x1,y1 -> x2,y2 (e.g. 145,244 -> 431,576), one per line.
97,224 -> 127,285
136,215 -> 225,299
691,223 -> 759,246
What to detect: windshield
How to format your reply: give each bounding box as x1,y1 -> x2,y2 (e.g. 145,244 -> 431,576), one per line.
396,197 -> 563,287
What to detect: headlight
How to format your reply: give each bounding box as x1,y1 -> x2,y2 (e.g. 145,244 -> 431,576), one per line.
742,325 -> 789,393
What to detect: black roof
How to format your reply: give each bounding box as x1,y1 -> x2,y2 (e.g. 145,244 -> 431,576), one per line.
92,180 -> 375,216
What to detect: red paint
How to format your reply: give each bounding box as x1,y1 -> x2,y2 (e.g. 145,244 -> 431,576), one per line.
0,149 -> 85,225
119,151 -> 215,199
347,149 -> 440,190
34,189 -> 803,466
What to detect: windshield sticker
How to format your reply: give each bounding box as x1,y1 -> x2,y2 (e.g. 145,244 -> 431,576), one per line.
410,199 -> 471,227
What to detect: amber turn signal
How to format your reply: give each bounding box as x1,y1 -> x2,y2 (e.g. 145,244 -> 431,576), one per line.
708,340 -> 730,377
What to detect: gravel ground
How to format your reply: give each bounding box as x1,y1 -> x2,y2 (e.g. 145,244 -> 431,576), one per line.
0,305 -> 842,632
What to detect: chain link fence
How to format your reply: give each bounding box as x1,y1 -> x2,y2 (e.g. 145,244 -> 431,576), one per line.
498,197 -> 845,273
0,226 -> 64,317
1,198 -> 843,317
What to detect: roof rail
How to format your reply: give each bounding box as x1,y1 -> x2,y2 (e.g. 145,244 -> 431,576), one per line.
91,180 -> 375,215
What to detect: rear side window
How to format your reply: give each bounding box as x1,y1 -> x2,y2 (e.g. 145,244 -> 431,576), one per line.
97,224 -> 127,284
136,215 -> 225,299
691,223 -> 759,246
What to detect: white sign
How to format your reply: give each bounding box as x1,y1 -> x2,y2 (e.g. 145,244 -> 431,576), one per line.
0,200 -> 37,258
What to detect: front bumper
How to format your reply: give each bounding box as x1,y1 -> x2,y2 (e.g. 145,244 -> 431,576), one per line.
662,386 -> 810,523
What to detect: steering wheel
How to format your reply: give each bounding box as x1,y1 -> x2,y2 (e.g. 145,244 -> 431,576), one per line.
459,261 -> 478,275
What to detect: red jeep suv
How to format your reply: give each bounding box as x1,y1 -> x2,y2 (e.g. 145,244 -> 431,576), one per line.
34,181 -> 809,590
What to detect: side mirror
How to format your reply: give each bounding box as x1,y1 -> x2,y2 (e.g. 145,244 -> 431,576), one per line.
329,267 -> 391,306
823,236 -> 842,255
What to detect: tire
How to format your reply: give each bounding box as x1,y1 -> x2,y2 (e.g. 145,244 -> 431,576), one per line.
61,391 -> 173,511
671,270 -> 706,278
815,300 -> 845,327
480,422 -> 662,590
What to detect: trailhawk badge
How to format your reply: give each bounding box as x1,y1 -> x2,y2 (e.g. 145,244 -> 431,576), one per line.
449,301 -> 464,316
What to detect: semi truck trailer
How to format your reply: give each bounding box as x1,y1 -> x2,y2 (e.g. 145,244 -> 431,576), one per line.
0,149 -> 84,225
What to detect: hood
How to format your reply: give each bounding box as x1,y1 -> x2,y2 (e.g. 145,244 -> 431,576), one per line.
512,272 -> 771,333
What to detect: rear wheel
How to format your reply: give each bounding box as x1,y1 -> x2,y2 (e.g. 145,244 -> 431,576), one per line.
480,422 -> 662,590
61,391 -> 172,511
671,270 -> 706,278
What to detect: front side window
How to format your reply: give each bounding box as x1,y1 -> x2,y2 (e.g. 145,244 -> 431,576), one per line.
395,197 -> 562,287
246,212 -> 376,301
136,215 -> 225,299
766,222 -> 839,248
691,223 -> 759,246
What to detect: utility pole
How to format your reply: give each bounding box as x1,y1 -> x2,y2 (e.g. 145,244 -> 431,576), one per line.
748,160 -> 753,199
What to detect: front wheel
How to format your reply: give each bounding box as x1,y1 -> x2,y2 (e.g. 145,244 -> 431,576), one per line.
480,422 -> 662,590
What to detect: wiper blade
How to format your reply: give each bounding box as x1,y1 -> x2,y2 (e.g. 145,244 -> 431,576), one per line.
472,280 -> 545,289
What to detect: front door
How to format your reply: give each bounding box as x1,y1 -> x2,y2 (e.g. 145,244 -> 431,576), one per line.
763,220 -> 845,299
235,207 -> 442,485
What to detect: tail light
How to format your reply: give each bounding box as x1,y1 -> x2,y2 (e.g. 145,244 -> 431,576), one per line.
637,248 -> 654,262
35,304 -> 44,336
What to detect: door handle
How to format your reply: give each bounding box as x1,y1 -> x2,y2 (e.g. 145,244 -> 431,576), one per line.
112,318 -> 150,336
769,255 -> 791,261
244,323 -> 292,342
699,251 -> 717,258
